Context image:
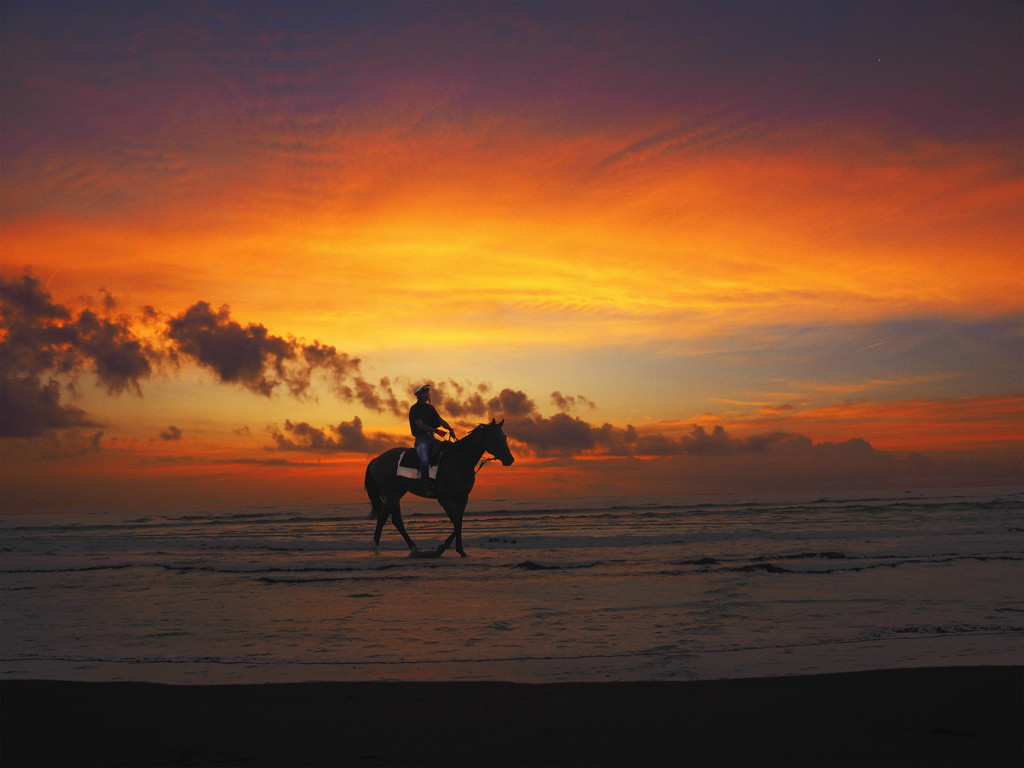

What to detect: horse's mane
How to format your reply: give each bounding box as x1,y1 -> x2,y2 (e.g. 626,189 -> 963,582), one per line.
456,423 -> 488,443
452,422 -> 492,447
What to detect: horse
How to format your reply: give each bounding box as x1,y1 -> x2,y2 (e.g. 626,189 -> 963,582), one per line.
364,419 -> 514,557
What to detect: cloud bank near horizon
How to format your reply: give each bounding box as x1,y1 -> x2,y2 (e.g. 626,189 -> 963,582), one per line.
1,270 -> 1020,493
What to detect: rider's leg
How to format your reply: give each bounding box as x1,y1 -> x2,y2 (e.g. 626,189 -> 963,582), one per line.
415,437 -> 431,481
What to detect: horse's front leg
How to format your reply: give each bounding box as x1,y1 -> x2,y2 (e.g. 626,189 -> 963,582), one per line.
437,529 -> 457,556
437,494 -> 469,557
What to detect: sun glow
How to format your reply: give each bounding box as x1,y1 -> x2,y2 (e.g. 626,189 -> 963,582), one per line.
2,2 -> 1021,509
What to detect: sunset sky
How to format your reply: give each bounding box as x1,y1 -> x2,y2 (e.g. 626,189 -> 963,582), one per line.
2,1 -> 1021,511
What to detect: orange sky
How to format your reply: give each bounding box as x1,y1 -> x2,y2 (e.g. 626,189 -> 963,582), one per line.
2,1 -> 1021,510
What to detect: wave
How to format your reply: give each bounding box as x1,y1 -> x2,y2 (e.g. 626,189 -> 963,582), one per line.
5,547 -> 1020,579
510,560 -> 602,571
0,563 -> 133,574
664,551 -> 1024,576
5,623 -> 1020,670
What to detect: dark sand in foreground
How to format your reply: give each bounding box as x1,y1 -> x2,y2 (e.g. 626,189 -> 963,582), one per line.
2,666 -> 1021,767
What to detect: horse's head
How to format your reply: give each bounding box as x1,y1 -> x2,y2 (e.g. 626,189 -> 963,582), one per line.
485,419 -> 515,466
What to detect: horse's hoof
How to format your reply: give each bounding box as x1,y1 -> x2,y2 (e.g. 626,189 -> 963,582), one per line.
457,550 -> 468,558
410,548 -> 442,559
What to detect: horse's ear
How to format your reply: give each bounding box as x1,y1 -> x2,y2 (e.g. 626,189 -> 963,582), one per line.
490,418 -> 496,425
498,419 -> 504,427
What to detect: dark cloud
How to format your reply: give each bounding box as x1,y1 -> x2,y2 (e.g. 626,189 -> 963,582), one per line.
681,425 -> 733,456
0,276 -> 517,441
85,430 -> 104,454
428,380 -> 492,418
0,272 -> 153,437
165,302 -> 404,413
634,432 -> 683,456
0,375 -> 98,437
551,391 -> 597,412
502,415 -> 888,465
596,423 -> 638,456
742,431 -> 813,454
0,273 -> 71,326
74,309 -> 153,394
508,413 -> 596,456
160,425 -> 182,441
405,382 -> 538,421
488,389 -> 536,418
267,417 -> 395,454
350,375 -> 402,416
292,340 -> 364,401
814,437 -> 875,458
1,273 -> 90,378
166,302 -> 294,396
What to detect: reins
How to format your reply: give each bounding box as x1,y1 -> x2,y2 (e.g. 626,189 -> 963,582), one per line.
475,456 -> 499,474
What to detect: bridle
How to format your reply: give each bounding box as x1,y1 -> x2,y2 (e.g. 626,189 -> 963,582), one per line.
459,422 -> 508,474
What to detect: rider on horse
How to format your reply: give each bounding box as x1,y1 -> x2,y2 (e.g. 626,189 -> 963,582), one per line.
409,385 -> 456,488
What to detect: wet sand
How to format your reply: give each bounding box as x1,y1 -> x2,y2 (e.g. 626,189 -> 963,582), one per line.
2,666 -> 1020,767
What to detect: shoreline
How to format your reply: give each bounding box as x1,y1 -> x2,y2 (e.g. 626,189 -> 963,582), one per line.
2,666 -> 1021,767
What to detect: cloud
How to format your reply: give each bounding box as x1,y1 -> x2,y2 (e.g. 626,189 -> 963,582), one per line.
267,417 -> 395,454
680,425 -> 732,456
1,272 -> 154,387
165,301 -> 407,413
166,301 -> 297,397
488,389 -> 537,418
0,276 -> 403,439
0,375 -> 98,437
407,382 -> 539,421
0,272 -> 154,437
504,413 -> 1020,488
508,413 -> 596,456
160,425 -> 182,441
551,391 -> 597,412
350,375 -> 402,416
427,380 -> 492,418
742,431 -> 814,454
1,277 -> 556,443
74,309 -> 153,394
501,412 -> 891,465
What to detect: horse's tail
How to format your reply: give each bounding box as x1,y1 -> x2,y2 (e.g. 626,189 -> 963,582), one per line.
364,458 -> 386,521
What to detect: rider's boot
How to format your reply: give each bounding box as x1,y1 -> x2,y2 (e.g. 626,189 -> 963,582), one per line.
420,463 -> 434,494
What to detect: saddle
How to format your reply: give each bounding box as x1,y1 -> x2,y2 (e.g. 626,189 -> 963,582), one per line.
396,441 -> 446,480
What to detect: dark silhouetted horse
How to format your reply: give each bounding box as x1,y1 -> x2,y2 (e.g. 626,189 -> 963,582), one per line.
364,419 -> 514,557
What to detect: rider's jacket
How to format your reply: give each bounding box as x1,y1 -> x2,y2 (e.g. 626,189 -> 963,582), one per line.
409,401 -> 442,438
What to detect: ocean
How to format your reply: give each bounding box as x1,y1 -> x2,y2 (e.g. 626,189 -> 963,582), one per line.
2,488 -> 1022,684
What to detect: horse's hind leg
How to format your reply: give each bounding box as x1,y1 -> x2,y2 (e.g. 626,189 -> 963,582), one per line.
373,496 -> 416,553
389,499 -> 417,550
373,509 -> 389,554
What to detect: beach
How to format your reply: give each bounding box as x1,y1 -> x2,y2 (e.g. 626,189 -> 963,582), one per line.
3,492 -> 1022,686
3,492 -> 1022,765
2,666 -> 1021,766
